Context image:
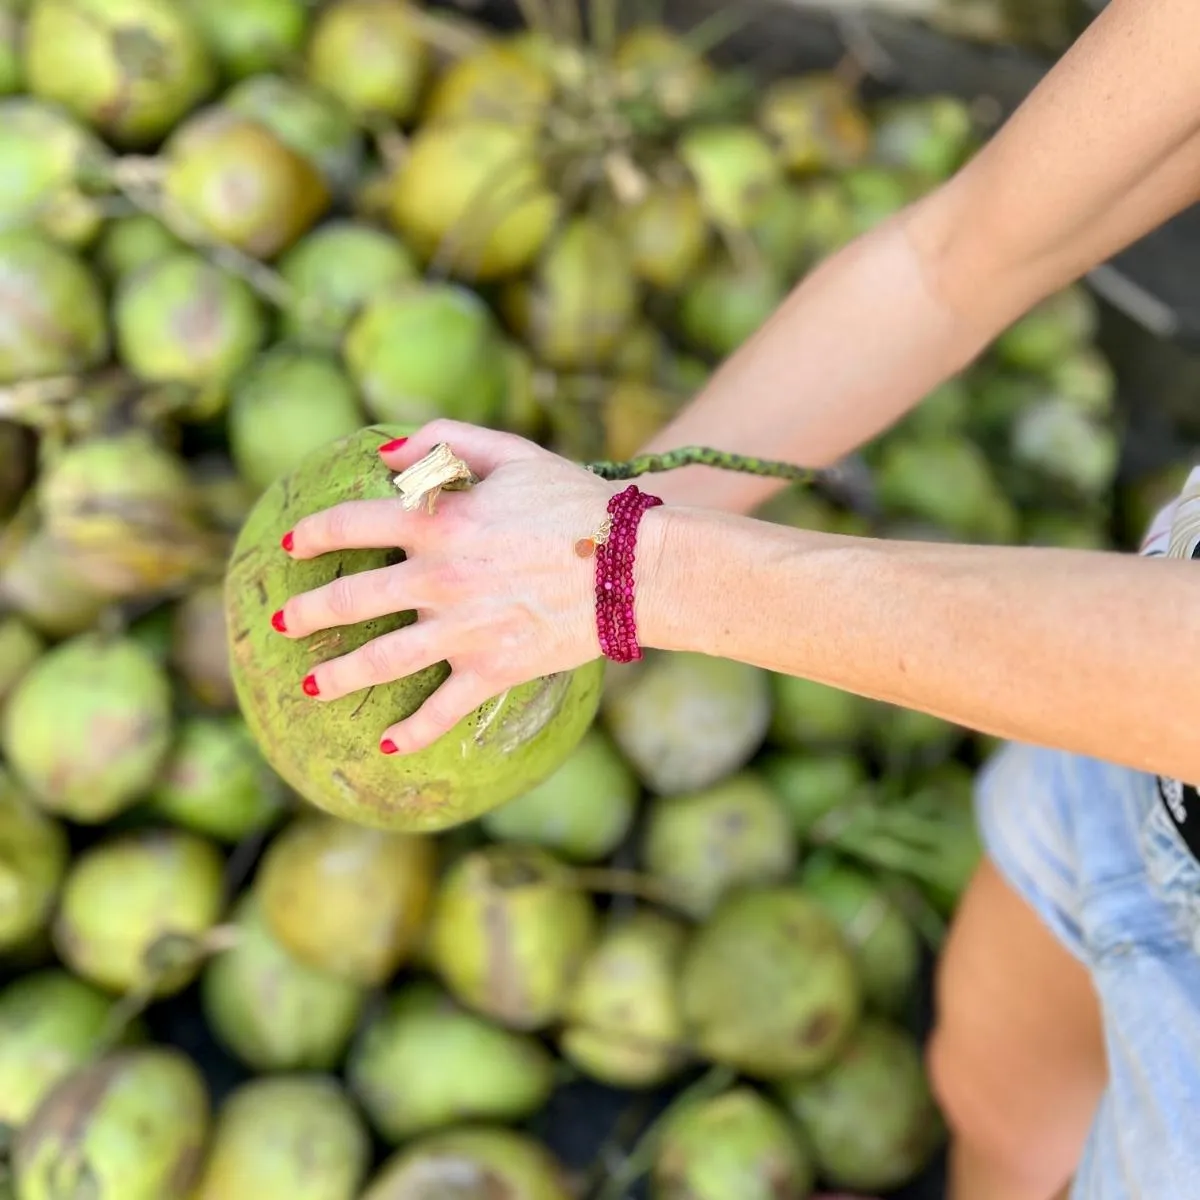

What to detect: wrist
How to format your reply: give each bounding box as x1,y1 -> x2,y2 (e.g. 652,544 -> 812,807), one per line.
632,504 -> 707,654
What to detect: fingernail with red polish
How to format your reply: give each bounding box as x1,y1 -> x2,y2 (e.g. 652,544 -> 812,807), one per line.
270,610 -> 287,633
380,738 -> 399,755
378,438 -> 408,455
281,530 -> 294,552
302,674 -> 320,697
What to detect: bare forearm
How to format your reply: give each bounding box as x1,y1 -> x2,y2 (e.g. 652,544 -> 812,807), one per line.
640,509 -> 1200,782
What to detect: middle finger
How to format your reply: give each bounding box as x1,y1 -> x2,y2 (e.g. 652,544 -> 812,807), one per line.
276,560 -> 435,639
286,498 -> 423,559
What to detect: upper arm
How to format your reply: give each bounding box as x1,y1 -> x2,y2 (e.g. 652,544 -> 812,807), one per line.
911,0 -> 1200,314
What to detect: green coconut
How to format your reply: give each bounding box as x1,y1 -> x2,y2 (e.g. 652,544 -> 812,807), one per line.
429,844 -> 595,1030
170,581 -> 236,710
37,428 -> 227,599
653,1086 -> 814,1200
799,859 -> 920,1016
348,979 -> 556,1142
0,7 -> 19,93
345,282 -> 507,425
222,72 -> 365,195
497,337 -> 545,441
278,219 -> 418,349
0,771 -> 68,954
480,727 -> 637,863
201,891 -> 364,1072
23,0 -> 215,148
601,380 -> 681,461
769,673 -> 877,751
641,771 -> 797,918
1049,345 -> 1117,415
93,213 -> 184,281
0,525 -> 111,639
870,94 -> 975,182
0,614 -> 42,712
256,811 -> 436,985
678,124 -> 783,231
389,119 -> 560,280
307,0 -> 428,122
228,346 -> 366,493
0,230 -> 108,383
362,1127 -> 571,1200
0,969 -> 116,1131
993,285 -> 1098,372
224,424 -> 605,832
680,885 -> 862,1079
1,632 -> 173,823
603,651 -> 772,795
422,36 -> 553,127
758,72 -> 872,175
13,1047 -> 209,1200
872,703 -> 964,769
0,97 -> 108,246
777,1016 -> 944,1192
1010,397 -> 1120,499
191,1075 -> 370,1200
185,0 -> 307,79
614,24 -> 715,124
504,216 -> 639,370
842,164 -> 921,234
53,827 -> 225,997
559,909 -> 689,1089
114,249 -> 266,419
1022,510 -> 1111,551
161,107 -> 330,260
147,714 -> 286,842
615,180 -> 710,291
758,751 -> 870,839
678,253 -> 788,359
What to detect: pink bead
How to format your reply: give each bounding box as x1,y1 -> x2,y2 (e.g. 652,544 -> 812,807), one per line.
590,485 -> 663,665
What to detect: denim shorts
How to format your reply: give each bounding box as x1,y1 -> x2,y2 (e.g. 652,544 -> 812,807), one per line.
976,741 -> 1200,1199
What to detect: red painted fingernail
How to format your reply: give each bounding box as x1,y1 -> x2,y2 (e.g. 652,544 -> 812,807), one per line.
380,738 -> 399,755
378,438 -> 408,454
301,674 -> 320,697
281,531 -> 294,552
270,609 -> 287,633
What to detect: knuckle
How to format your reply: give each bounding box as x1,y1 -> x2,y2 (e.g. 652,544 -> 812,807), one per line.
361,633 -> 400,680
324,574 -> 360,620
322,504 -> 355,546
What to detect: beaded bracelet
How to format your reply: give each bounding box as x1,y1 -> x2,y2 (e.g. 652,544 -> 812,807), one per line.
575,484 -> 663,664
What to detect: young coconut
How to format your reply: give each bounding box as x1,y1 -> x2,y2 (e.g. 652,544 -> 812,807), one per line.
777,1017 -> 944,1193
0,613 -> 42,712
223,73 -> 365,196
22,0 -> 216,148
613,24 -> 716,124
228,346 -> 367,493
389,119 -> 561,280
347,979 -> 556,1142
769,673 -> 878,751
428,844 -> 596,1030
223,425 -> 606,832
0,97 -> 109,247
0,771 -> 68,954
277,219 -> 419,350
614,179 -> 711,291
421,35 -> 554,128
361,1127 -> 571,1200
1009,396 -> 1120,501
653,1086 -> 815,1200
159,106 -> 331,259
0,969 -> 117,1131
870,94 -> 975,182
678,251 -> 788,359
480,726 -> 638,863
201,892 -> 365,1073
678,124 -> 783,232
306,0 -> 429,124
255,811 -> 436,986
0,524 -> 111,639
114,250 -> 267,420
0,230 -> 108,383
190,452 -> 259,534
601,381 -> 683,461
0,7 -> 19,93
680,885 -> 862,1079
36,427 -> 229,600
504,216 -> 640,371
345,282 -> 508,426
52,827 -> 226,997
993,284 -> 1098,372
147,714 -> 288,843
641,771 -> 797,918
799,859 -> 921,1017
558,909 -> 690,1089
12,1047 -> 210,1200
758,751 -> 871,840
1,632 -> 173,823
758,73 -> 873,174
184,0 -> 308,80
748,179 -> 855,281
190,1075 -> 371,1200
92,213 -> 185,282
602,650 -> 773,795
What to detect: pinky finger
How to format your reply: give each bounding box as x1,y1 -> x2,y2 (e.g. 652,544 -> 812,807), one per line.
379,669 -> 496,756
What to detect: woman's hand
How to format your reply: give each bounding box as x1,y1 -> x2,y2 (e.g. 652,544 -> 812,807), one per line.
272,419 -> 630,755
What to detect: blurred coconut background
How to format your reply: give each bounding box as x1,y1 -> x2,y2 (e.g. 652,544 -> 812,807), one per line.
0,1 -> 1199,1199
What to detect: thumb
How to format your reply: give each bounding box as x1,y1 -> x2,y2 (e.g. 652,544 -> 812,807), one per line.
376,419 -> 541,478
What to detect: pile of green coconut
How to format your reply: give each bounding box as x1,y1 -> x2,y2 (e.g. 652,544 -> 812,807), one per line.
0,0 -> 1183,1198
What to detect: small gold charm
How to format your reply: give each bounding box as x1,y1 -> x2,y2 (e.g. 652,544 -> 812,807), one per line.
574,514 -> 612,558
391,442 -> 479,514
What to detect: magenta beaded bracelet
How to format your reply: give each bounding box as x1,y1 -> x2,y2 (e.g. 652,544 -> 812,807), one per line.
574,484 -> 663,664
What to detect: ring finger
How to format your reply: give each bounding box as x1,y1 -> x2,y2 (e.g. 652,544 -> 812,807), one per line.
302,620 -> 452,702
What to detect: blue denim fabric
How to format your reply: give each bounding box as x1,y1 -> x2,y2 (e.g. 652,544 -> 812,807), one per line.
976,741 -> 1200,1199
